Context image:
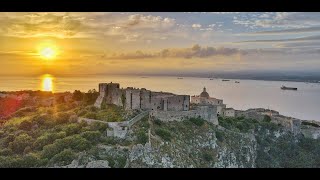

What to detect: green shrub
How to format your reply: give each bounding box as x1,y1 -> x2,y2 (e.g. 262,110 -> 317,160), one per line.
189,117 -> 205,126
56,104 -> 69,112
81,131 -> 101,143
50,149 -> 77,166
116,156 -> 127,168
263,115 -> 272,123
215,131 -> 224,142
202,152 -> 213,162
0,148 -> 13,156
33,132 -> 67,151
154,119 -> 162,126
46,108 -> 54,115
0,130 -> 5,138
1,134 -> 15,147
32,114 -> 53,126
12,107 -> 35,117
54,112 -> 71,124
84,112 -> 97,119
18,120 -> 33,131
19,153 -> 48,167
8,134 -> 33,154
155,128 -> 172,141
69,115 -> 78,123
89,122 -> 108,132
102,137 -> 117,145
63,123 -> 81,136
87,105 -> 98,112
137,130 -> 148,144
83,89 -> 99,105
77,109 -> 88,116
41,135 -> 91,159
302,121 -> 320,128
72,90 -> 83,101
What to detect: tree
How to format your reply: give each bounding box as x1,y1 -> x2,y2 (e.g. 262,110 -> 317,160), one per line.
83,89 -> 99,105
50,149 -> 77,166
56,95 -> 65,104
9,134 -> 33,154
72,90 -> 83,101
263,115 -> 271,123
81,131 -> 101,143
19,120 -> 33,131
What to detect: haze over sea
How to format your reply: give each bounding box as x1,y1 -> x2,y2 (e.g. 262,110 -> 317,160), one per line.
1,74 -> 320,121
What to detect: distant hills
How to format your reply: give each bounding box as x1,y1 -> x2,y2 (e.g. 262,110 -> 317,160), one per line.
113,70 -> 320,83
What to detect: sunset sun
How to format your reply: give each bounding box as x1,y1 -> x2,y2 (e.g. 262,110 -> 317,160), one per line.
39,47 -> 57,59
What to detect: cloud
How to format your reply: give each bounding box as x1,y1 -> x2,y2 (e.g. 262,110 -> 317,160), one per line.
276,41 -> 320,48
245,26 -> 320,35
233,12 -> 320,29
126,14 -> 175,29
0,50 -> 36,57
0,13 -> 177,42
192,24 -> 202,28
105,44 -> 246,59
235,35 -> 320,43
0,12 -> 91,38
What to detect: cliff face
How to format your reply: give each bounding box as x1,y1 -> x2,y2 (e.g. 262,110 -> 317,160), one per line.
57,116 -> 320,168
62,119 -> 258,168
128,127 -> 256,168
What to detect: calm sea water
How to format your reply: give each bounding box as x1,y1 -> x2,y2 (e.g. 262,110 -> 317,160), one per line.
1,74 -> 320,121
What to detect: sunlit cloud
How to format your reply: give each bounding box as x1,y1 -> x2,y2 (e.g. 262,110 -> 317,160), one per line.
1,12 -> 320,76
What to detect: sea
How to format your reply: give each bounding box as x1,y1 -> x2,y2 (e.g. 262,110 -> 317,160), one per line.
1,74 -> 320,121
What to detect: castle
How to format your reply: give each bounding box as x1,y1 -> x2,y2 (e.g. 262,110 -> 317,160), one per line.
94,82 -> 190,111
94,82 -> 235,125
191,87 -> 235,117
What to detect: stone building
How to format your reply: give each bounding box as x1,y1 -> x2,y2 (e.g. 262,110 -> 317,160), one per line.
94,82 -> 190,112
223,108 -> 235,117
94,82 -> 219,125
98,82 -> 124,107
191,87 -> 233,117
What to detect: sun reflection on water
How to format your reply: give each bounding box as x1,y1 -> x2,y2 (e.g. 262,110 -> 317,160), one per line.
41,74 -> 54,92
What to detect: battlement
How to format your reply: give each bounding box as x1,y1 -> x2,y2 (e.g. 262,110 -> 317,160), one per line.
95,82 -> 191,112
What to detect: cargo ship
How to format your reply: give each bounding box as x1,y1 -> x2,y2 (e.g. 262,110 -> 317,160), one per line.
222,79 -> 230,81
281,86 -> 297,90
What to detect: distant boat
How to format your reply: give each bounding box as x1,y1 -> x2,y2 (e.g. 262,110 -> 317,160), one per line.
222,79 -> 230,81
281,86 -> 297,90
235,81 -> 240,83
177,77 -> 183,79
210,78 -> 214,80
141,77 -> 148,78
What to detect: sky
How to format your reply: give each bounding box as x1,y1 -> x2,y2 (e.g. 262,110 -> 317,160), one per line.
1,12 -> 320,76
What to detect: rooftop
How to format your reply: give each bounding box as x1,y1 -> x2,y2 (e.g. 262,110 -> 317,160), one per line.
200,87 -> 209,98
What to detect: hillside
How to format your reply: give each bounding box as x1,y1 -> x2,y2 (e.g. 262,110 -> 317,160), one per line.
1,103 -> 320,168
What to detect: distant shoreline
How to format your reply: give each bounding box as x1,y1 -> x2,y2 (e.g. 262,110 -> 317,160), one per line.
1,73 -> 320,84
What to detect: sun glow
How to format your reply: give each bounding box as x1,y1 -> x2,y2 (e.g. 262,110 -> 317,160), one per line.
39,47 -> 57,59
41,74 -> 54,92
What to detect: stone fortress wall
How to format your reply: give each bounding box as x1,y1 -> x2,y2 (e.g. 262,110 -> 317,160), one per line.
149,105 -> 218,125
94,82 -> 220,124
95,82 -> 190,113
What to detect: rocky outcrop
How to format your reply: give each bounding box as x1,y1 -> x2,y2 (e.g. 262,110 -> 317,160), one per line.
127,125 -> 256,168
86,160 -> 110,168
94,95 -> 104,108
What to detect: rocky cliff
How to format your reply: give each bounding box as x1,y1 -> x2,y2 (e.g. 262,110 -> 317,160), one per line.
51,115 -> 320,168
